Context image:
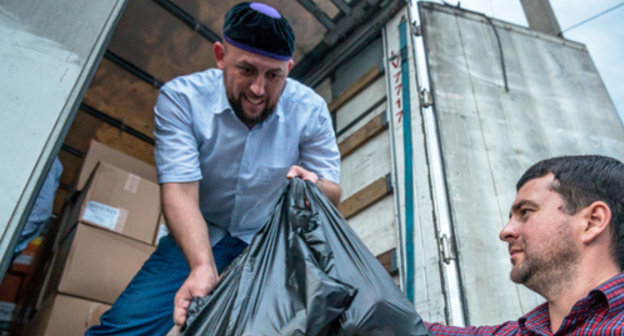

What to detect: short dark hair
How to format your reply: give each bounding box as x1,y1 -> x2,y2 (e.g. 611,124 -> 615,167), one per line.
517,155 -> 624,270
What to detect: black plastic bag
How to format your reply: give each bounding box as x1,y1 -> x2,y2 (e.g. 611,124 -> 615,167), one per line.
182,178 -> 432,336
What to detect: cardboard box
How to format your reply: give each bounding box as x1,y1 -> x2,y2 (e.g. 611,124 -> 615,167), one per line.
24,294 -> 110,336
10,236 -> 43,274
76,140 -> 157,190
65,162 -> 160,244
14,212 -> 71,326
44,223 -> 154,305
0,302 -> 15,324
0,273 -> 23,303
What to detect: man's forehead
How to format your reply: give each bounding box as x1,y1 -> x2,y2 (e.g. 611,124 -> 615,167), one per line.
511,174 -> 558,208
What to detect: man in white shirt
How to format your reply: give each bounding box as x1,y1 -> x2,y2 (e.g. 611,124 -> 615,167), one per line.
87,3 -> 341,335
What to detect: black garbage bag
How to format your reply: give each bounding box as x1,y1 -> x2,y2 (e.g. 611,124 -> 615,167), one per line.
182,178 -> 432,336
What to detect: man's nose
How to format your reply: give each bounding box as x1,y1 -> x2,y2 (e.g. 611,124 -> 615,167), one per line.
250,75 -> 265,97
499,219 -> 519,242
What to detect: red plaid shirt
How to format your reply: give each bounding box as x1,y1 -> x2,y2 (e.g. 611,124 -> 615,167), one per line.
426,272 -> 624,335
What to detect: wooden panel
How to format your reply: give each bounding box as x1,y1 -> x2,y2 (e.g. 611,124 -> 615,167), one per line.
377,248 -> 398,276
57,150 -> 82,188
338,175 -> 391,219
312,0 -> 340,19
0,272 -> 23,302
64,112 -> 103,153
340,130 -> 391,200
53,188 -> 69,216
107,0 -> 215,82
83,58 -> 159,136
335,76 -> 386,132
349,195 -> 397,256
329,66 -> 381,112
64,112 -> 155,165
94,124 -> 155,165
173,0 -> 327,61
339,113 -> 387,158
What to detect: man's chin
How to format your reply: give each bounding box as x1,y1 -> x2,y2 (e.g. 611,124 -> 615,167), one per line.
234,108 -> 273,126
510,265 -> 532,285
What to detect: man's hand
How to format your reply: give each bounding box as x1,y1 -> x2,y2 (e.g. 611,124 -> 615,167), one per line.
287,165 -> 319,183
286,165 -> 341,206
173,264 -> 219,326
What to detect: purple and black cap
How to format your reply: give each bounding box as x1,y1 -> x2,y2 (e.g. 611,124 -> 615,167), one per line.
223,2 -> 295,61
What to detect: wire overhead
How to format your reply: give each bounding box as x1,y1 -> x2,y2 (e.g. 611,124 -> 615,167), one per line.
563,1 -> 624,32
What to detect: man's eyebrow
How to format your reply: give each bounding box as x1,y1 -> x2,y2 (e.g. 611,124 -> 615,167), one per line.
236,61 -> 255,68
509,200 -> 539,218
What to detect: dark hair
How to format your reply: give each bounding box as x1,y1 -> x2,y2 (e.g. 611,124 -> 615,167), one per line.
517,155 -> 624,270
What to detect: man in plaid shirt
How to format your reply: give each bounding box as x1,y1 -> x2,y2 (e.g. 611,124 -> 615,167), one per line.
427,155 -> 624,335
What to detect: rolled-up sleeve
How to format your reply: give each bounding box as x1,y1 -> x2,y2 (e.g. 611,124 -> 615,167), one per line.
153,87 -> 203,184
300,100 -> 340,184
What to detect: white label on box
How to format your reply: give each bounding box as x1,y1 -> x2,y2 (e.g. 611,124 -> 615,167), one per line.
124,173 -> 141,193
13,254 -> 32,266
82,201 -> 120,230
0,302 -> 15,322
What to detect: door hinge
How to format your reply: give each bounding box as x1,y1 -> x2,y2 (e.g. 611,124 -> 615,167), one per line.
412,23 -> 422,37
420,88 -> 433,107
439,234 -> 455,265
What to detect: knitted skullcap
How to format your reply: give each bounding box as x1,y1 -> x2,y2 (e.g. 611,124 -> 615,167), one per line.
223,2 -> 295,60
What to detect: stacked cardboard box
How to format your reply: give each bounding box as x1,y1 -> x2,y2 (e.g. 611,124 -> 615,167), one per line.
24,295 -> 110,336
23,141 -> 162,335
0,237 -> 46,333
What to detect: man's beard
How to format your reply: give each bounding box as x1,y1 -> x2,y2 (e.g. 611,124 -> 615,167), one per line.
228,94 -> 275,126
510,222 -> 579,296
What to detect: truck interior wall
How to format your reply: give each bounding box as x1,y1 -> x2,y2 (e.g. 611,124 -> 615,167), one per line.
331,37 -> 383,99
335,77 -> 387,137
308,27 -> 407,280
340,131 -> 391,200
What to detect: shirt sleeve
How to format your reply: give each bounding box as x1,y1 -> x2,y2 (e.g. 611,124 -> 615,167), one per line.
299,99 -> 341,184
153,87 -> 203,184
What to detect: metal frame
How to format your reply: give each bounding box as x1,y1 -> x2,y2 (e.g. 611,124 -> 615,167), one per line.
296,0 -> 336,29
152,0 -> 221,43
293,0 -> 405,87
104,50 -> 164,88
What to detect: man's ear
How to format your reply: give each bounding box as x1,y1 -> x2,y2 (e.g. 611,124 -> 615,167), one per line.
286,59 -> 294,74
580,200 -> 612,244
214,42 -> 226,69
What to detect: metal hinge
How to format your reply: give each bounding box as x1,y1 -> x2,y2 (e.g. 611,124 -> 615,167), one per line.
439,234 -> 455,264
412,23 -> 422,37
420,88 -> 433,107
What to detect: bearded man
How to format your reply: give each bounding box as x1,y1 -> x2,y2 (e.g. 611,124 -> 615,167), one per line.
87,3 -> 340,335
426,155 -> 624,335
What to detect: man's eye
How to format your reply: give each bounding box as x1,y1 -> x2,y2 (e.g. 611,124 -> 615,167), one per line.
268,73 -> 281,80
239,67 -> 252,75
520,209 -> 531,216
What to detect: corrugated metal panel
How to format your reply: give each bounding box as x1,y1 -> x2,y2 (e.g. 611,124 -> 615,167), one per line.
419,1 -> 624,325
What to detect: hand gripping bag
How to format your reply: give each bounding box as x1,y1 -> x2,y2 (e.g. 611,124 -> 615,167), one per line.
182,178 -> 432,336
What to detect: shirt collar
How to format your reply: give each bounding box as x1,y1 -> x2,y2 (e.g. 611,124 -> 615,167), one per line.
518,301 -> 550,331
590,271 -> 624,314
213,70 -> 286,124
214,71 -> 232,115
518,271 -> 624,329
